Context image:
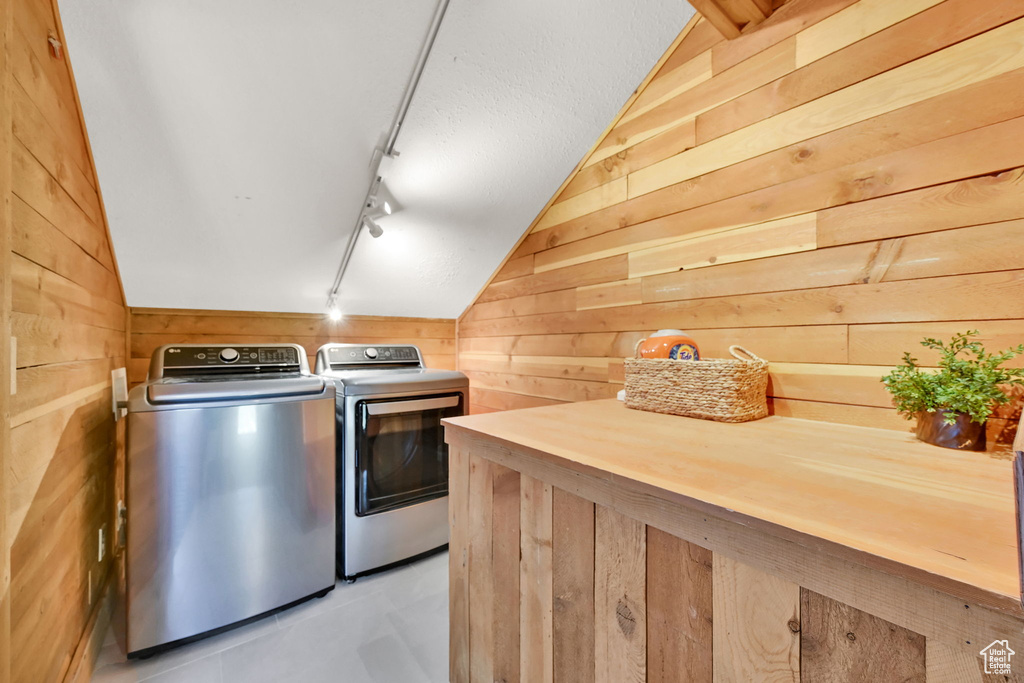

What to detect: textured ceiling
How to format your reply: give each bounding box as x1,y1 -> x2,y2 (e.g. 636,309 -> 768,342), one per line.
59,0 -> 693,318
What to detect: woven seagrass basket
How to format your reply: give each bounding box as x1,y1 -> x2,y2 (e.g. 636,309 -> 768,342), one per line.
624,345 -> 769,423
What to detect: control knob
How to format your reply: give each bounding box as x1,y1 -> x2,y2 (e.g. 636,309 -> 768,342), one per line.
364,347 -> 378,359
219,348 -> 240,363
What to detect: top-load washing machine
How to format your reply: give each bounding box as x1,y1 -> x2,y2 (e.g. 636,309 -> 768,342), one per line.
314,343 -> 468,579
126,343 -> 336,658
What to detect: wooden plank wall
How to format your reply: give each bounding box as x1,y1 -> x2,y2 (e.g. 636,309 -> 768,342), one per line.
128,307 -> 457,388
457,0 -> 1024,446
450,447 -> 1013,682
4,0 -> 128,680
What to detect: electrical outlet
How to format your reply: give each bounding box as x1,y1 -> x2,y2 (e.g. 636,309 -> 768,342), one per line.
98,525 -> 106,563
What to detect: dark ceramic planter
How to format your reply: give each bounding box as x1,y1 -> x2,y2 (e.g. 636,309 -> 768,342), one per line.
915,410 -> 986,451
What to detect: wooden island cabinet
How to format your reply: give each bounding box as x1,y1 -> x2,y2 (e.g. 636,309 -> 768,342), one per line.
444,400 -> 1024,682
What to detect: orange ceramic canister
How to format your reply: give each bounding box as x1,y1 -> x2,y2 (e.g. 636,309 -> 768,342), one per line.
637,329 -> 701,360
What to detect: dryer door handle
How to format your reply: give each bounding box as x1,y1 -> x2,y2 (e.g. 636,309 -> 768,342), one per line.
366,396 -> 460,416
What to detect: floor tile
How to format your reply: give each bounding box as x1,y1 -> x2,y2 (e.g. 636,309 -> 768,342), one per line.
93,552 -> 449,683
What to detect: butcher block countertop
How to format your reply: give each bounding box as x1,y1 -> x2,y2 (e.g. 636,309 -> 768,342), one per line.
444,399 -> 1022,616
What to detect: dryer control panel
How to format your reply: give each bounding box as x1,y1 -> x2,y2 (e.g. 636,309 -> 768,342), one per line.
315,344 -> 423,373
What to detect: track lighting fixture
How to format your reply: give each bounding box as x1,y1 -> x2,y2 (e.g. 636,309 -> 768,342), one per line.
366,181 -> 401,219
362,216 -> 383,238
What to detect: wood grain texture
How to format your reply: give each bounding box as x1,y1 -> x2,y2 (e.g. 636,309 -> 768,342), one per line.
647,527 -> 712,683
595,505 -> 646,683
492,464 -> 521,683
5,0 -> 126,680
0,0 -> 11,679
458,1 -> 1024,434
128,307 -> 456,386
520,475 -> 554,683
713,555 -> 800,682
801,589 -> 926,683
449,444 -> 470,683
468,455 -> 495,682
552,488 -> 595,683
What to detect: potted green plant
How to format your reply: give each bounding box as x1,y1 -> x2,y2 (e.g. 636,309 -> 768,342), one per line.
882,331 -> 1024,451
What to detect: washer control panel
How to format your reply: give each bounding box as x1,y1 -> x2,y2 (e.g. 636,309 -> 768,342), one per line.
157,344 -> 303,376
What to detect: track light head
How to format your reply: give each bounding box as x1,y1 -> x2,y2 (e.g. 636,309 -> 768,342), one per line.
362,216 -> 383,238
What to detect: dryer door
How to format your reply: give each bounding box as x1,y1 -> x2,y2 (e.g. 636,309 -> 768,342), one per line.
354,393 -> 463,516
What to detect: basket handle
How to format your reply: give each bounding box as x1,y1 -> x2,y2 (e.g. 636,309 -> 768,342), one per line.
729,345 -> 763,362
633,338 -> 647,359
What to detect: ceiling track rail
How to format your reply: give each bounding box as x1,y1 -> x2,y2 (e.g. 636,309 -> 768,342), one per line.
327,0 -> 452,311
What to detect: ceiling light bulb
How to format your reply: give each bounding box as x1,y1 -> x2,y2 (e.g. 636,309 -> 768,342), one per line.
382,200 -> 392,215
363,216 -> 383,238
328,306 -> 342,321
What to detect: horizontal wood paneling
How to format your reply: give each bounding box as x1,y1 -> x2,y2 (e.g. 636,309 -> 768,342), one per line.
128,308 -> 457,387
6,0 -> 126,680
458,0 -> 1024,445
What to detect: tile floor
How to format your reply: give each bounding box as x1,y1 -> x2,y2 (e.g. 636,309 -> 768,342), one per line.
91,551 -> 449,683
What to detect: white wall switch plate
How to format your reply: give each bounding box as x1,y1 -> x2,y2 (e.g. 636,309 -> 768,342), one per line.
112,367 -> 128,421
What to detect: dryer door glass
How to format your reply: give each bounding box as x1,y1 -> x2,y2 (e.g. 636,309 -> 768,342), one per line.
355,394 -> 463,516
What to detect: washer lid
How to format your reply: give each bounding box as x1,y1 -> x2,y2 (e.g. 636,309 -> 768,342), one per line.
147,374 -> 327,404
320,368 -> 467,396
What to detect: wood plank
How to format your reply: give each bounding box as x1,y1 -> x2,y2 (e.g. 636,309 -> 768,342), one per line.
468,454 -> 494,683
10,139 -> 110,269
594,505 -> 646,683
655,19 -> 724,78
647,528 -> 712,683
628,212 -> 817,278
618,52 -> 713,126
478,255 -> 629,303
689,0 -> 742,39
577,279 -> 643,311
552,488 -> 595,683
535,178 -> 627,233
592,38 -> 795,165
850,321 -> 1024,369
491,464 -> 521,683
926,641 -> 985,683
795,0 -> 943,68
12,254 -> 125,331
11,196 -> 120,304
768,363 -> 892,409
520,475 -> 553,683
698,0 -> 1024,143
769,398 -> 910,433
11,81 -> 99,222
542,113 -> 1024,274
493,254 -> 534,283
469,387 -> 565,413
711,0 -> 859,74
0,0 -> 12,677
463,288 -> 576,323
449,443 -> 470,683
519,67 -> 1024,259
629,18 -> 1024,198
712,555 -> 800,682
11,312 -> 124,367
464,370 -> 619,403
563,121 -> 697,200
819,167 -> 1024,247
801,589 -> 926,683
130,312 -> 454,338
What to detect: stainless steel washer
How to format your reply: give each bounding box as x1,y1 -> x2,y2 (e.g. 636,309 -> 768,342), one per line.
126,344 -> 336,658
315,343 -> 468,579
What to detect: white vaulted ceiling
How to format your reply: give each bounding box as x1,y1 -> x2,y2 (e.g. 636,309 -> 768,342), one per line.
59,0 -> 693,318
